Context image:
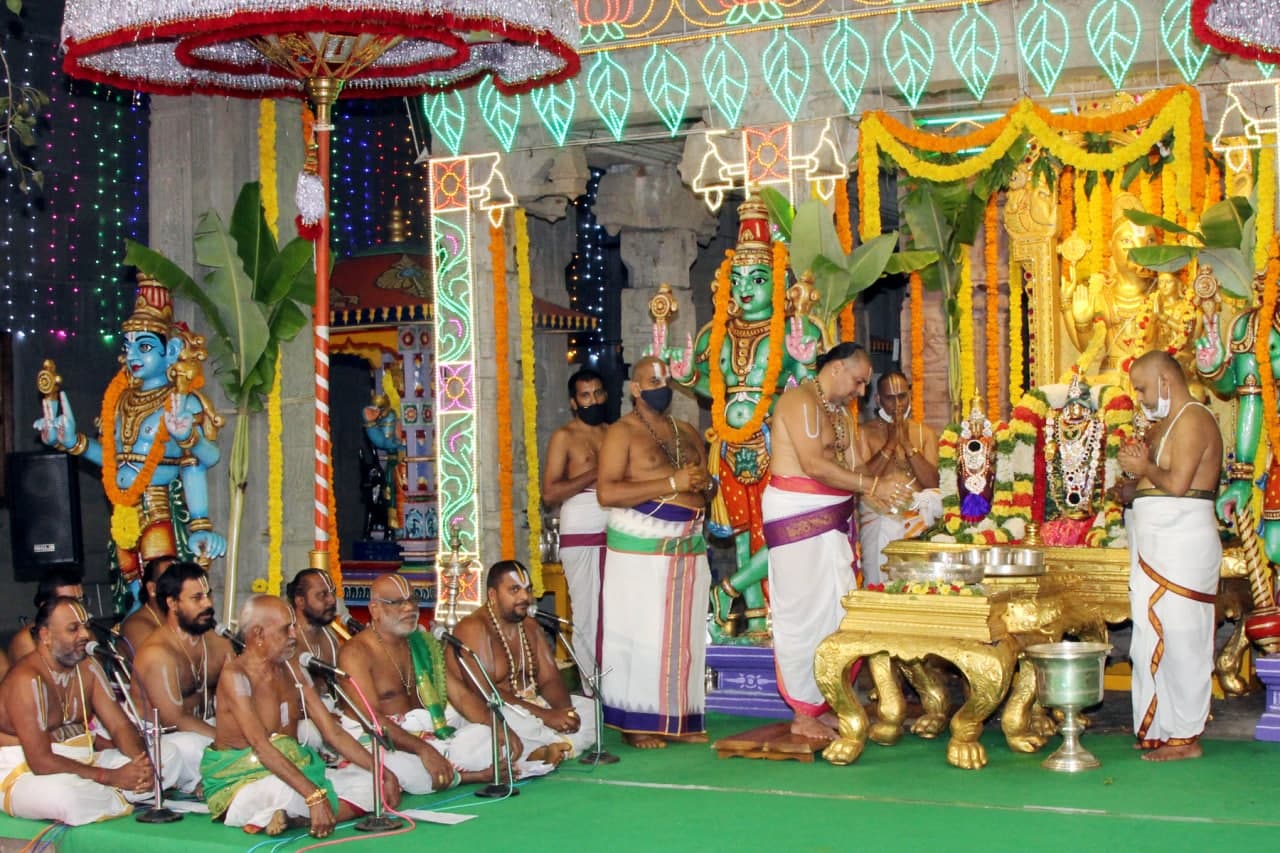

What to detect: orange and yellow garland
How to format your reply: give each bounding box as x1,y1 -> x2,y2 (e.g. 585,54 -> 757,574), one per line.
1258,242 -> 1280,467
101,370 -> 171,549
835,179 -> 856,341
490,222 -> 515,558
984,195 -> 1000,424
707,244 -> 787,444
909,270 -> 925,423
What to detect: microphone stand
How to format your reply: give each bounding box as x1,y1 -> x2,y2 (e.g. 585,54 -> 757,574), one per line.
330,677 -> 401,833
535,616 -> 618,766
135,709 -> 182,824
451,645 -> 518,798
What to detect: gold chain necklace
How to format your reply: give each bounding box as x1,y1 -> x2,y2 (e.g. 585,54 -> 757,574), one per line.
371,627 -> 412,694
810,378 -> 849,467
119,384 -> 171,447
485,601 -> 536,696
39,653 -> 76,723
636,410 -> 682,469
169,627 -> 209,716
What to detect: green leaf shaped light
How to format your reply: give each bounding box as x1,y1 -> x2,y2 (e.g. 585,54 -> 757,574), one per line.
884,9 -> 935,108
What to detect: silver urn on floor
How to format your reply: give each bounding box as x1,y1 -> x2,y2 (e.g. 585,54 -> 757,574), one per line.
1024,641 -> 1112,772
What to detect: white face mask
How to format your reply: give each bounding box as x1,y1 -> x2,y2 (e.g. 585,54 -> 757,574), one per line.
1139,378 -> 1171,420
878,404 -> 911,423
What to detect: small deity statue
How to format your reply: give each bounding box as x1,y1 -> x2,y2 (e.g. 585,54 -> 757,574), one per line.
659,195 -> 822,642
362,387 -> 406,536
1060,193 -> 1158,384
33,281 -> 225,600
1041,373 -> 1112,546
956,395 -> 997,521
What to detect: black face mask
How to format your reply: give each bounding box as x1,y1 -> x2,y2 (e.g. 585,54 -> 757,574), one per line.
639,387 -> 673,414
576,403 -> 607,426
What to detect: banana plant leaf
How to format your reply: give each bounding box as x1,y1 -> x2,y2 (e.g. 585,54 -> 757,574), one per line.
758,186 -> 795,243
1199,196 -> 1253,249
1200,248 -> 1256,299
1126,245 -> 1196,272
1123,208 -> 1195,236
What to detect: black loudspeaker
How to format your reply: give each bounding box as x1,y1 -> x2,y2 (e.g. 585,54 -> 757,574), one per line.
7,451 -> 83,581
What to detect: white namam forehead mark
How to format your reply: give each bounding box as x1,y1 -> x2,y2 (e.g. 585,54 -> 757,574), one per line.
511,568 -> 531,590
58,601 -> 90,627
386,574 -> 412,599
651,361 -> 669,381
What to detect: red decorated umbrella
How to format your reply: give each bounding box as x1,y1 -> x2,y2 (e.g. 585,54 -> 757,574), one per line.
60,0 -> 579,605
1193,0 -> 1280,64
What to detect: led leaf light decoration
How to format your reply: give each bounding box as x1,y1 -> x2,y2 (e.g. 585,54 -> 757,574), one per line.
587,51 -> 632,141
1161,0 -> 1211,84
703,35 -> 750,130
1018,0 -> 1071,97
532,80 -> 577,147
477,78 -> 521,153
949,2 -> 1001,102
642,46 -> 691,137
424,90 -> 468,157
763,28 -> 810,123
1086,0 -> 1143,90
822,18 -> 871,116
883,9 -> 935,109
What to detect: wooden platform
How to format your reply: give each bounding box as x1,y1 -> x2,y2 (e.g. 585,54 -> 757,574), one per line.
712,722 -> 828,762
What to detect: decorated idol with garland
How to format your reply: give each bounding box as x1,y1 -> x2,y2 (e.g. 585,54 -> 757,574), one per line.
34,283 -> 226,605
663,195 -> 823,642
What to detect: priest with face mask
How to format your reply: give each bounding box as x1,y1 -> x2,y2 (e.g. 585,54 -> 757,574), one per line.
541,368 -> 612,674
595,356 -> 714,749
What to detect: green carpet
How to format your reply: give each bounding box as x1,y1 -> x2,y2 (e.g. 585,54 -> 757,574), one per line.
2,715 -> 1277,852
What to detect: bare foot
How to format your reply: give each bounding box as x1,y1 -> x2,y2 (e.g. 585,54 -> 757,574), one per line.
665,732 -> 709,744
1141,742 -> 1203,762
791,713 -> 837,743
264,809 -> 289,837
528,743 -> 572,766
1132,741 -> 1153,750
623,733 -> 667,749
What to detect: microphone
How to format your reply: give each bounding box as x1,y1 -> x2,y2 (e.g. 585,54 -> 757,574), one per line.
342,616 -> 366,635
430,624 -> 467,652
215,622 -> 245,654
527,604 -> 571,629
85,640 -> 119,660
299,651 -> 348,680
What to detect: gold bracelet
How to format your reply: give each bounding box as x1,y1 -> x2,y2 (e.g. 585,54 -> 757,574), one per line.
67,433 -> 89,456
870,476 -> 879,497
304,788 -> 327,807
1237,385 -> 1263,396
175,430 -> 200,450
1227,462 -> 1255,481
187,517 -> 213,532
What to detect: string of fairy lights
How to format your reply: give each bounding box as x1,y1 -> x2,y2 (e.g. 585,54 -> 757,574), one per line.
1,32 -> 147,339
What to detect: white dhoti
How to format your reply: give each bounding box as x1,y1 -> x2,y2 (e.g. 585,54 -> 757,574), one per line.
502,694 -> 596,759
559,489 -> 610,673
161,728 -> 211,794
0,734 -> 183,825
378,707 -> 493,794
858,488 -> 942,586
763,477 -> 857,716
600,503 -> 710,736
1127,495 -> 1221,747
219,764 -> 376,830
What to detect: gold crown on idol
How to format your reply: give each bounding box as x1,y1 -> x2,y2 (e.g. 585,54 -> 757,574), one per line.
733,195 -> 774,267
121,275 -> 174,338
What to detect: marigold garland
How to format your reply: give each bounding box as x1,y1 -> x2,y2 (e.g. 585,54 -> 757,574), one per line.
489,222 -> 515,558
984,195 -> 1000,424
515,210 -> 544,596
1008,258 -> 1024,406
835,180 -> 856,341
101,371 -> 172,525
260,98 -> 284,599
1256,145 -> 1275,273
1257,243 -> 1280,471
1099,174 -> 1113,277
707,245 -> 787,443
1059,167 -> 1074,236
910,271 -> 925,422
1207,157 -> 1222,207
958,248 -> 976,408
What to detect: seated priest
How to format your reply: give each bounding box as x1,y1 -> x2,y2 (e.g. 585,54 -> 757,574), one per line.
201,595 -> 396,838
286,568 -> 346,708
337,574 -> 494,793
448,560 -> 596,765
7,569 -> 85,664
0,596 -> 182,824
131,560 -> 235,792
117,555 -> 177,661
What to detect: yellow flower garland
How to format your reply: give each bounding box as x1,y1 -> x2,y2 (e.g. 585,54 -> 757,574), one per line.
958,247 -> 975,408
1007,258 -> 1023,407
259,98 -> 285,598
910,271 -> 925,423
489,222 -> 515,558
515,210 -> 544,596
1258,242 -> 1280,473
835,180 -> 856,341
1257,144 -> 1276,274
707,245 -> 787,443
984,195 -> 1000,424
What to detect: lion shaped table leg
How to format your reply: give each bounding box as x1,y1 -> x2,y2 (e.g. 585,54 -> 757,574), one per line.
945,640 -> 1018,770
903,659 -> 951,739
815,632 -> 871,765
1000,657 -> 1051,753
868,653 -> 906,745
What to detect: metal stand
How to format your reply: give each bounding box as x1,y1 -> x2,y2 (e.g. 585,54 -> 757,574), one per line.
135,709 -> 182,824
546,624 -> 618,766
453,646 -> 517,798
331,680 -> 403,833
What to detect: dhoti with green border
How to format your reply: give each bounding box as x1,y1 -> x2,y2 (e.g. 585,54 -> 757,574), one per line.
201,735 -> 342,829
600,502 -> 710,738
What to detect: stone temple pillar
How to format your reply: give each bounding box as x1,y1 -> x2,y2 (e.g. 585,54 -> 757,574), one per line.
594,165 -> 717,423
